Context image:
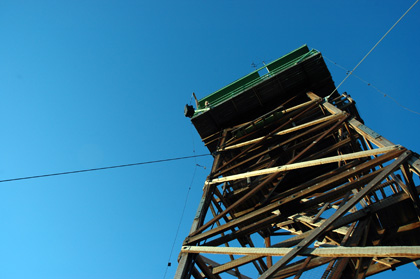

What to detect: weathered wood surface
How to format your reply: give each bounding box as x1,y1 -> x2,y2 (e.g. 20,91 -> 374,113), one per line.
182,245 -> 420,258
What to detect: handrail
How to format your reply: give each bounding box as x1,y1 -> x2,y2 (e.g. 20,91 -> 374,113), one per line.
193,46 -> 320,117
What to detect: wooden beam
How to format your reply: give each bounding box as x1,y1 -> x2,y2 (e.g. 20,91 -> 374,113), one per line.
206,145 -> 400,185
272,257 -> 333,279
200,256 -> 252,279
181,245 -> 420,258
366,258 -> 420,277
195,255 -> 221,279
312,202 -> 330,223
401,163 -> 420,219
191,266 -> 205,279
377,221 -> 420,236
265,236 -> 273,268
287,214 -> 349,236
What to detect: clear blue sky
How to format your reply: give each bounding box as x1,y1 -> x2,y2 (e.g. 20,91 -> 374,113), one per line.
0,1 -> 419,278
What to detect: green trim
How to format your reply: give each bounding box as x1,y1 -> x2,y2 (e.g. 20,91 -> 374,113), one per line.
195,45 -> 319,116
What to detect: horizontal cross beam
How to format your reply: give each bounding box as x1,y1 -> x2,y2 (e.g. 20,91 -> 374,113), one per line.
181,246 -> 420,258
206,145 -> 400,185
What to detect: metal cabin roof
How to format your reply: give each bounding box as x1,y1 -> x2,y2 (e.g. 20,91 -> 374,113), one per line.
190,45 -> 337,152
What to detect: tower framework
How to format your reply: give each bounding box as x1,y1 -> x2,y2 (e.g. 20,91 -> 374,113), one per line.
177,46 -> 420,278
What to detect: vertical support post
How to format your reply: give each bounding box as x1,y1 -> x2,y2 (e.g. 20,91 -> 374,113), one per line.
175,130 -> 229,279
265,236 -> 272,268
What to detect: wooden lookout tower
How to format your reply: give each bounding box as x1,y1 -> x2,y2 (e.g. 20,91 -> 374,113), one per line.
176,45 -> 420,278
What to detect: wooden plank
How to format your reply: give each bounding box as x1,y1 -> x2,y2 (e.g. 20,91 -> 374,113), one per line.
206,145 -> 400,185
401,163 -> 420,219
191,266 -> 205,279
212,254 -> 261,275
181,245 -> 420,258
195,255 -> 221,279
312,202 -> 330,222
414,259 -> 420,271
330,217 -> 371,279
281,98 -> 322,114
322,214 -> 360,279
265,236 -> 273,268
365,258 -> 420,277
271,257 -> 333,279
288,214 -> 349,236
200,256 -> 252,279
377,221 -> 420,236
174,253 -> 196,279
